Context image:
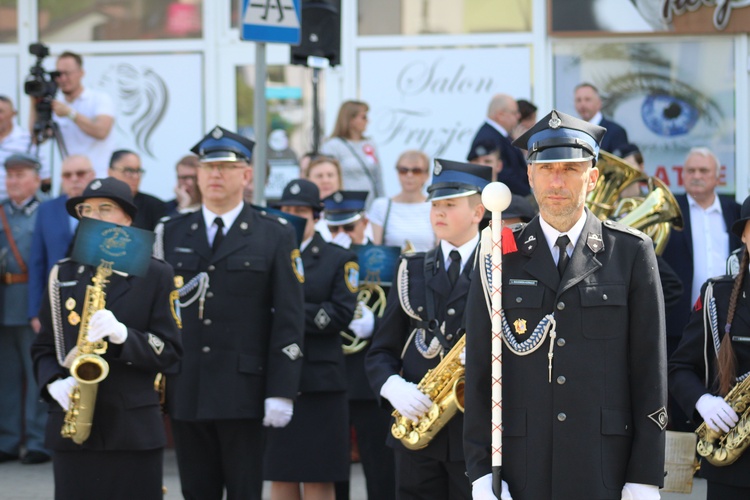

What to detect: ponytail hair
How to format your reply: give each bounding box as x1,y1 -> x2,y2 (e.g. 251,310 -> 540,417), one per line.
716,248 -> 748,396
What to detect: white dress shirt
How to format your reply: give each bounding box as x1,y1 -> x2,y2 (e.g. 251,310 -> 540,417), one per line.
440,232 -> 480,275
538,211 -> 587,265
688,193 -> 730,303
202,201 -> 244,247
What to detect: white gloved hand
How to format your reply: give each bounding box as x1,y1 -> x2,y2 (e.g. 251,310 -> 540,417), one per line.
380,374 -> 432,422
331,231 -> 352,249
88,309 -> 128,344
621,482 -> 660,500
348,302 -> 375,339
263,397 -> 294,428
47,376 -> 77,411
471,473 -> 512,499
460,346 -> 466,366
695,393 -> 739,433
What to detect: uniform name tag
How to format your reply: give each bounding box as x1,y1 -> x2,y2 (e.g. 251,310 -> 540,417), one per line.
732,336 -> 750,343
509,279 -> 537,286
173,247 -> 194,254
57,280 -> 78,287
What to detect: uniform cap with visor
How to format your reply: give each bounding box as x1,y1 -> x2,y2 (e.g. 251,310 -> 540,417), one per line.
512,109 -> 606,164
191,125 -> 255,164
324,191 -> 368,225
426,158 -> 492,201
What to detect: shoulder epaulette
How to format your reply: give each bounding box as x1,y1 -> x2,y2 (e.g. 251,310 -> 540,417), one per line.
510,222 -> 527,233
602,219 -> 649,241
257,209 -> 288,226
706,275 -> 736,285
160,212 -> 190,225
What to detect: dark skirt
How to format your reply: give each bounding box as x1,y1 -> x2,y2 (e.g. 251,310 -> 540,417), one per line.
53,448 -> 163,500
264,391 -> 350,482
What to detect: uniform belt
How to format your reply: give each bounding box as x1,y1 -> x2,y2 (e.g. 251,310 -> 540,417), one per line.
2,272 -> 28,285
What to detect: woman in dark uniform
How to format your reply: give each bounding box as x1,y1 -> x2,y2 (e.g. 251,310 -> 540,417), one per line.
669,194 -> 750,500
264,179 -> 358,500
31,177 -> 182,500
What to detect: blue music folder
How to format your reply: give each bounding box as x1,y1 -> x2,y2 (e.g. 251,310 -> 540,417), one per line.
351,244 -> 401,286
71,218 -> 154,277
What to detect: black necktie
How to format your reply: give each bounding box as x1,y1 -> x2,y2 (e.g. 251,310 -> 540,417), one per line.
212,217 -> 225,253
447,250 -> 461,287
555,235 -> 570,277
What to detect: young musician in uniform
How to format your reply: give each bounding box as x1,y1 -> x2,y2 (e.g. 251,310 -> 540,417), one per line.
31,177 -> 182,500
464,110 -> 667,500
264,180 -> 358,500
366,159 -> 491,500
669,195 -> 750,499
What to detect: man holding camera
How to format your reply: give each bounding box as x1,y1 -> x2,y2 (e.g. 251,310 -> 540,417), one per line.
30,51 -> 115,177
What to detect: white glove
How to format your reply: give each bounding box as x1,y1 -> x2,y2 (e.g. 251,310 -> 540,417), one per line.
331,231 -> 352,249
47,376 -> 77,411
471,473 -> 512,499
88,309 -> 128,344
263,397 -> 294,428
348,302 -> 375,339
380,374 -> 432,422
621,482 -> 660,500
460,346 -> 466,366
696,393 -> 739,433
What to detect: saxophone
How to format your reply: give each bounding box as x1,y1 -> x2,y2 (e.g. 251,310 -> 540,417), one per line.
391,335 -> 465,450
696,376 -> 750,466
61,262 -> 113,445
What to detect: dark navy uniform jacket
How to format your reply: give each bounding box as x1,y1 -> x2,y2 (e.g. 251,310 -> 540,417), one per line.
366,245 -> 476,462
160,204 -> 305,421
32,258 -> 182,451
669,272 -> 750,488
464,210 -> 667,500
299,232 -> 357,393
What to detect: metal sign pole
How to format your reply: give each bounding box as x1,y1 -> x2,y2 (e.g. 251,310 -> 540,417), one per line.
253,41 -> 267,206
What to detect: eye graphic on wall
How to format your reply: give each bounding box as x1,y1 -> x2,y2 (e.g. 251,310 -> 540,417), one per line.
99,64 -> 169,158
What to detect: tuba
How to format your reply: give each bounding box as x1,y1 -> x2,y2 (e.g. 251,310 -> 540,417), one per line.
391,335 -> 465,450
61,261 -> 112,445
696,376 -> 750,466
587,151 -> 647,220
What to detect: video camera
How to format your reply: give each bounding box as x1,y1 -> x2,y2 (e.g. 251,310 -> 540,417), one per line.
24,43 -> 60,99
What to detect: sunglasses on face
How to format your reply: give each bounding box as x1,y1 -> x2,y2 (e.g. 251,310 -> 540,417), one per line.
328,223 -> 356,233
396,166 -> 427,175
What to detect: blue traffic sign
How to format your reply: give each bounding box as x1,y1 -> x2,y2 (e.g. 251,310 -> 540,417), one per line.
241,0 -> 301,45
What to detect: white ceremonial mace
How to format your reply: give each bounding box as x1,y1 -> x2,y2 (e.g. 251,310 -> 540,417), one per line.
481,182 -> 512,498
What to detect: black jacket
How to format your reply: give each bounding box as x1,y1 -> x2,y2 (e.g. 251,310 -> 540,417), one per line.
469,122 -> 530,196
160,204 -> 305,421
32,258 -> 182,451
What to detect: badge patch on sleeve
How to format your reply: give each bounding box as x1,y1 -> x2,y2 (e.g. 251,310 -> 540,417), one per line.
282,343 -> 302,360
314,308 -> 331,329
648,407 -> 668,431
291,249 -> 305,283
147,333 -> 165,355
345,262 -> 359,293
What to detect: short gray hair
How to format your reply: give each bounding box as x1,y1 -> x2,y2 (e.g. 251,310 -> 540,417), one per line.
686,147 -> 721,179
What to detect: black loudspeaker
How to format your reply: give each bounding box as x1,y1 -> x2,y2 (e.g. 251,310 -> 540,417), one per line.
291,0 -> 340,67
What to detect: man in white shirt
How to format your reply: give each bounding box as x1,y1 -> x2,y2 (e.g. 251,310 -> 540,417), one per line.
30,51 -> 116,177
0,96 -> 50,199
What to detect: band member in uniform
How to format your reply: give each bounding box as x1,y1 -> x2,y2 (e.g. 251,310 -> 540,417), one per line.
264,180 -> 358,500
156,127 -> 305,500
669,195 -> 750,499
328,191 -> 397,500
366,159 -> 491,500
464,110 -> 667,499
31,177 -> 182,500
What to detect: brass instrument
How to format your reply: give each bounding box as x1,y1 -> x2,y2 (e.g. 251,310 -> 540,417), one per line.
391,335 -> 465,450
341,283 -> 387,355
696,376 -> 750,466
61,261 -> 112,445
587,151 -> 647,219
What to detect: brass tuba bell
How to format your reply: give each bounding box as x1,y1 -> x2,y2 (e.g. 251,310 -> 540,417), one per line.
587,151 -> 648,220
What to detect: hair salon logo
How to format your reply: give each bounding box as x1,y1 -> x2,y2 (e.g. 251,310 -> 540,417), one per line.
661,0 -> 750,30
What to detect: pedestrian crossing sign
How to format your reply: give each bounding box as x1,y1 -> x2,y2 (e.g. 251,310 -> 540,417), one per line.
241,0 -> 301,45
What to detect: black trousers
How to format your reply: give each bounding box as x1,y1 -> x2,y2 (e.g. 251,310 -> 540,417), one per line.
394,448 -> 471,500
336,399 -> 396,500
53,448 -> 162,500
171,418 -> 264,500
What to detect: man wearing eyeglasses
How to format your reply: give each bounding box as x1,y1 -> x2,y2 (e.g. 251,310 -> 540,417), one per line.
156,126 -> 305,500
29,51 -> 115,177
0,153 -> 50,465
28,155 -> 95,334
107,149 -> 166,230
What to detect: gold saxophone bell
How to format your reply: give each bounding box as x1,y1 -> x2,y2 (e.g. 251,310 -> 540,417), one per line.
341,283 -> 387,355
696,376 -> 750,466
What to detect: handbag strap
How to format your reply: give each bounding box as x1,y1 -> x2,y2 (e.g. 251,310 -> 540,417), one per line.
0,206 -> 27,274
382,198 -> 393,243
338,137 -> 379,195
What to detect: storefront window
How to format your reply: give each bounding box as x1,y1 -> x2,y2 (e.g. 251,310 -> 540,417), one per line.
236,63 -> 323,199
0,0 -> 18,43
39,0 -> 203,42
358,0 -> 532,35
